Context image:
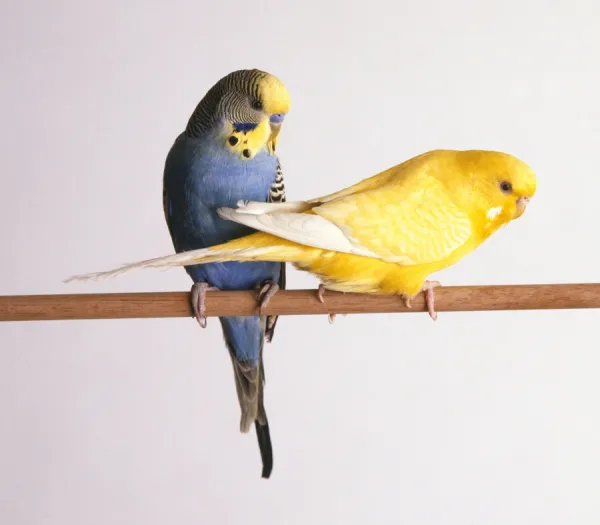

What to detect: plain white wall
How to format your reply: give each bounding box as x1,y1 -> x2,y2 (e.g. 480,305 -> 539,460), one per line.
1,0 -> 599,523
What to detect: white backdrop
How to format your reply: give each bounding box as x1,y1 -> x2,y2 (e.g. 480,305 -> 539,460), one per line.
1,0 -> 599,523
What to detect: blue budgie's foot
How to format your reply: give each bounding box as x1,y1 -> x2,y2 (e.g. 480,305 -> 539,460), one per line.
257,280 -> 280,315
403,280 -> 441,321
317,284 -> 337,324
190,282 -> 220,328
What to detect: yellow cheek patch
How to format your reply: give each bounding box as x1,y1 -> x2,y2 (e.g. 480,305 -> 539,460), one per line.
224,120 -> 272,160
486,206 -> 503,221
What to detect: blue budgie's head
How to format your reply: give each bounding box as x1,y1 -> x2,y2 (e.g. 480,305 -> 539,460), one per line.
186,69 -> 291,159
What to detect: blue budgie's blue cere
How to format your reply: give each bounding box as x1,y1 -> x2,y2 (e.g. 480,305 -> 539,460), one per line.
164,132 -> 282,365
232,122 -> 259,134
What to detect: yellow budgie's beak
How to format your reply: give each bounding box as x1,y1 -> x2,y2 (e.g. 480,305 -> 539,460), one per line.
514,196 -> 530,219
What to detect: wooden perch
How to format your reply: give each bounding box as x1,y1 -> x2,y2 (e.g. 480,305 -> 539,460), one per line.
0,284 -> 598,322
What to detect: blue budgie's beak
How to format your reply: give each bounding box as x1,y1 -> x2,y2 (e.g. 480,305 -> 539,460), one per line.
268,113 -> 286,151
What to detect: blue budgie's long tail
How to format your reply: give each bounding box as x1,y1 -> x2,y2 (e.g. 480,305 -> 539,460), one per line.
254,355 -> 272,479
219,315 -> 273,478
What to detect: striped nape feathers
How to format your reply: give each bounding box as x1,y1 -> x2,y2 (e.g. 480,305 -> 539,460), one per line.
268,160 -> 286,203
185,69 -> 291,160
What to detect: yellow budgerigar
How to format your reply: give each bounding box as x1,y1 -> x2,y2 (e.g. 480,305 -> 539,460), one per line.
68,149 -> 537,319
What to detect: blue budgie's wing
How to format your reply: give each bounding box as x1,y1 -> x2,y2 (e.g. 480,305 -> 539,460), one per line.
264,158 -> 286,343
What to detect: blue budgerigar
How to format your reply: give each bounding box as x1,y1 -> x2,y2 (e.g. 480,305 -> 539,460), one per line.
162,69 -> 291,478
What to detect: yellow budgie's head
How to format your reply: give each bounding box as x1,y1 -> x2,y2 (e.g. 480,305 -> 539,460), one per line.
449,150 -> 537,229
186,69 -> 291,158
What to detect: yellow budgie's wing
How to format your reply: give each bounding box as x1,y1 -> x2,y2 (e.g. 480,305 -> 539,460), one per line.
313,172 -> 473,265
219,171 -> 472,266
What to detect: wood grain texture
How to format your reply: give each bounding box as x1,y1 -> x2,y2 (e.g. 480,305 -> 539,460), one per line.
0,284 -> 599,322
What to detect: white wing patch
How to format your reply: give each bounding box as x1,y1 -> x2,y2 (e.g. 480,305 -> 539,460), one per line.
217,207 -> 382,259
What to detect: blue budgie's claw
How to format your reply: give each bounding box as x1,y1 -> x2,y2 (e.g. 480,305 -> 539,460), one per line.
257,280 -> 280,315
190,282 -> 220,328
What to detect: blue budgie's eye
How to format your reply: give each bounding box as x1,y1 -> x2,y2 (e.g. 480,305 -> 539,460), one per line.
251,99 -> 263,111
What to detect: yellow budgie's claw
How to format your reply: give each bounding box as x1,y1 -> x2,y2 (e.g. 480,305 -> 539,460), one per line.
317,284 -> 337,324
421,280 -> 441,321
403,280 -> 441,321
317,284 -> 327,304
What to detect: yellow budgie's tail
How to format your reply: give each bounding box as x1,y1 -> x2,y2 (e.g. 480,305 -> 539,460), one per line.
65,232 -> 308,283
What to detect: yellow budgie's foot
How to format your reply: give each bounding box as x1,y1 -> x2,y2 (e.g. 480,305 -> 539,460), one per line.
317,284 -> 339,324
257,280 -> 280,314
317,284 -> 328,304
403,280 -> 441,321
191,282 -> 220,328
422,280 -> 441,320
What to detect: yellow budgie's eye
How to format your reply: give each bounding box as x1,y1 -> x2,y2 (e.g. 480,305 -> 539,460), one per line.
499,181 -> 513,194
251,99 -> 263,111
